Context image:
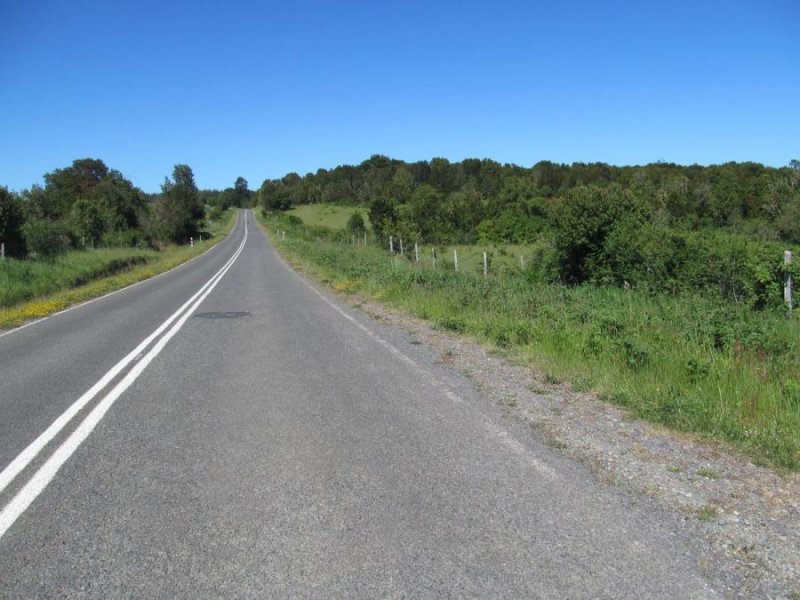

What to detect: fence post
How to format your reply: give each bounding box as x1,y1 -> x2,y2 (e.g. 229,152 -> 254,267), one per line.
483,252 -> 488,276
399,237 -> 404,256
520,255 -> 525,269
454,249 -> 459,272
415,243 -> 419,263
389,236 -> 394,253
785,250 -> 793,317
432,247 -> 437,271
0,242 -> 4,260
190,237 -> 194,248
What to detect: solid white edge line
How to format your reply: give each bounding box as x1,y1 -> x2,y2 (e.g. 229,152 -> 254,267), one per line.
0,211 -> 243,341
263,224 -> 556,479
0,214 -> 248,497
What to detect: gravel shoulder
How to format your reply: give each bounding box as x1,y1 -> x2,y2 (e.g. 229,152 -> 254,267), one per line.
335,289 -> 800,599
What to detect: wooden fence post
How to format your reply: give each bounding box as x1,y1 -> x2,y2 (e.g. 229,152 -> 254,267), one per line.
785,250 -> 793,317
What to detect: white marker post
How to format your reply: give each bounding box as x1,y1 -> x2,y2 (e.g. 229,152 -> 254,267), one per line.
190,237 -> 194,248
399,238 -> 404,256
454,249 -> 459,272
415,243 -> 419,263
1,242 -> 4,260
483,252 -> 488,276
785,250 -> 793,317
389,236 -> 394,253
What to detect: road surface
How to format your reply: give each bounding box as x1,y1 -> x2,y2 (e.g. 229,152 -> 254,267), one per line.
0,210 -> 721,598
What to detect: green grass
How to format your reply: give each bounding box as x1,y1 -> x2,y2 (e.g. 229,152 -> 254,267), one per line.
696,505 -> 718,521
258,209 -> 800,471
0,248 -> 159,308
287,204 -> 369,231
0,210 -> 237,329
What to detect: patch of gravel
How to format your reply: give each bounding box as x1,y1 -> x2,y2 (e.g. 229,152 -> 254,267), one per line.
344,293 -> 800,600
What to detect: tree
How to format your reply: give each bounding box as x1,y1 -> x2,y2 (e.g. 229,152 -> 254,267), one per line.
552,184 -> 647,283
368,197 -> 398,240
233,176 -> 252,207
154,164 -> 204,243
0,187 -> 26,257
259,180 -> 292,212
346,211 -> 367,235
71,197 -> 112,246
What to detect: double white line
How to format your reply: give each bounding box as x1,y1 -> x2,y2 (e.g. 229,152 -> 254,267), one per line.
0,215 -> 248,538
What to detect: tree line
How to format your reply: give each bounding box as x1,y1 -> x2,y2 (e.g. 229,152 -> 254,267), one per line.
0,159 -> 253,258
259,155 -> 800,307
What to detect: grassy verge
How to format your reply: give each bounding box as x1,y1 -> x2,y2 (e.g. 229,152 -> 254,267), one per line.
287,204 -> 369,230
259,211 -> 800,471
0,210 -> 237,329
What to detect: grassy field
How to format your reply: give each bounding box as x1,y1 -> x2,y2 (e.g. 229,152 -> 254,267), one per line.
287,204 -> 369,231
0,210 -> 237,329
259,206 -> 800,471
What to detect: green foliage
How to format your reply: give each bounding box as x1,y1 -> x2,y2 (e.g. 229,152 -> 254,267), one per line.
154,164 -> 204,243
71,197 -> 113,246
264,212 -> 800,470
346,211 -> 367,234
0,187 -> 27,257
552,184 -> 647,283
206,205 -> 224,222
33,158 -> 146,231
368,197 -> 398,241
23,219 -> 73,258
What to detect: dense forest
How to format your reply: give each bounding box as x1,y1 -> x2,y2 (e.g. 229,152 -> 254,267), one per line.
259,156 -> 800,309
0,159 -> 253,259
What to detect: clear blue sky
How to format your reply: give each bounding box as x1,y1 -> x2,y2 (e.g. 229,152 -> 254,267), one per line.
1,0 -> 797,193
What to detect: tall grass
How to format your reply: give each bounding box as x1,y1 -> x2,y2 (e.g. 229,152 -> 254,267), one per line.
261,212 -> 800,471
0,210 -> 237,327
0,248 -> 157,307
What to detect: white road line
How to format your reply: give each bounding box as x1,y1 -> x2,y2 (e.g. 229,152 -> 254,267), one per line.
0,212 -> 241,341
264,229 -> 557,480
0,217 -> 248,532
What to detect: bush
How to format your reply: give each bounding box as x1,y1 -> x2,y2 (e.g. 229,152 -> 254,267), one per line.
552,184 -> 646,283
23,219 -> 73,258
346,211 -> 367,235
0,187 -> 27,257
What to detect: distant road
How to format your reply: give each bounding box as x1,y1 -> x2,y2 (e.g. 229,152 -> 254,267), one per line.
0,210 -> 720,597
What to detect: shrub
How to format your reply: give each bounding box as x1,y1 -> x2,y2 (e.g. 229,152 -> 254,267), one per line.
23,219 -> 73,258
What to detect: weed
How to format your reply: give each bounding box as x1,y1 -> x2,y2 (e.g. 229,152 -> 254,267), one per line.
696,468 -> 721,480
666,465 -> 682,473
696,505 -> 718,521
572,376 -> 592,392
543,372 -> 561,385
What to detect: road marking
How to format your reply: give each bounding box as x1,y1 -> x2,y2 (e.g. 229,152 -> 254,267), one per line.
265,231 -> 557,480
0,216 -> 248,538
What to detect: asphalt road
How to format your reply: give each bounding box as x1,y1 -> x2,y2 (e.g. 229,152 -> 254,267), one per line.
0,210 -> 722,598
